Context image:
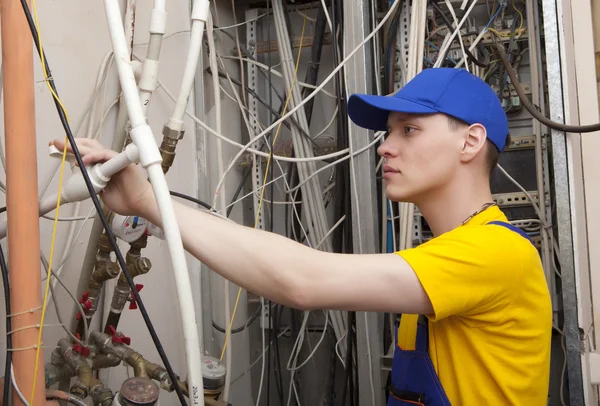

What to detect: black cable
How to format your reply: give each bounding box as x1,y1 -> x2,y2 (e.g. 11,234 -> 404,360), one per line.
341,311 -> 354,406
211,305 -> 261,334
1,244 -> 12,406
17,2 -> 187,403
493,40 -> 600,133
169,191 -> 213,211
266,4 -> 274,404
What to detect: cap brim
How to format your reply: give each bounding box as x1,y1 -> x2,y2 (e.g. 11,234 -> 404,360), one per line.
347,94 -> 438,132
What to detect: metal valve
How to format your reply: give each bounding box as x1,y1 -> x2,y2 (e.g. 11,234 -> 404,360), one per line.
108,326 -> 131,346
129,284 -> 144,310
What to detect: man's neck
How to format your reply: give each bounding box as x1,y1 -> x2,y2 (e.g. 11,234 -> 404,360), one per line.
415,180 -> 494,237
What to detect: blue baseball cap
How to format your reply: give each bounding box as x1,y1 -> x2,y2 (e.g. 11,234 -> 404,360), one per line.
347,68 -> 509,151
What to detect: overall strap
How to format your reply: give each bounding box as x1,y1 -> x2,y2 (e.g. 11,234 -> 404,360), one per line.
415,315 -> 429,353
487,220 -> 535,246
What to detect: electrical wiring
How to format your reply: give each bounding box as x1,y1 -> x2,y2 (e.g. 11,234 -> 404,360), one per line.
11,365 -> 30,406
212,306 -> 262,334
219,56 -> 338,100
17,2 -> 187,404
493,39 -> 600,132
27,0 -> 73,389
31,136 -> 69,403
433,0 -> 478,68
219,14 -> 309,385
40,252 -> 89,345
156,77 -> 349,163
170,191 -> 213,211
286,310 -> 329,372
1,244 -> 12,406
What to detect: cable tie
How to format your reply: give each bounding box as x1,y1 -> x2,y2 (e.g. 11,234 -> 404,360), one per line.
36,76 -> 54,83
8,306 -> 42,317
7,323 -> 65,335
6,344 -> 57,351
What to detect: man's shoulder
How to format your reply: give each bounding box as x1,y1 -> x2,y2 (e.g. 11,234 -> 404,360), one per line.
420,220 -> 535,256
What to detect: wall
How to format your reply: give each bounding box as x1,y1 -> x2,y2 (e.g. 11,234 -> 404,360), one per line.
0,0 -> 251,404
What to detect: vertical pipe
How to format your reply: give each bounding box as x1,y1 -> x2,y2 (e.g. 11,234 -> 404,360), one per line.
0,0 -> 45,403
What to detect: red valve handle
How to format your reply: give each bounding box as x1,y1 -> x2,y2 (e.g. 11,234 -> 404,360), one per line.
108,325 -> 131,346
72,333 -> 91,357
77,291 -> 92,319
129,284 -> 144,310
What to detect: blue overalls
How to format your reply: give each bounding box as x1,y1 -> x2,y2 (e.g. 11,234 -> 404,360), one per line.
386,221 -> 534,406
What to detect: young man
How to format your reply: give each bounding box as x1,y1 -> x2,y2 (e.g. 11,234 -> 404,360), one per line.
52,68 -> 552,405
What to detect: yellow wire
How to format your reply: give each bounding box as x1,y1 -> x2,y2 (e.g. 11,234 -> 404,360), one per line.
31,0 -> 70,123
513,0 -> 524,35
29,0 -> 71,401
220,15 -> 308,362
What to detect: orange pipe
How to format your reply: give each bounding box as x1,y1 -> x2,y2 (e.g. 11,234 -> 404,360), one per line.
1,0 -> 45,403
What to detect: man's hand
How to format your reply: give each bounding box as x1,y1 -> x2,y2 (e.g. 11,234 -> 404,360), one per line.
50,138 -> 156,217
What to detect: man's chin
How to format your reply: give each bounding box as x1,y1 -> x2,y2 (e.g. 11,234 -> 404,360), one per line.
384,186 -> 415,203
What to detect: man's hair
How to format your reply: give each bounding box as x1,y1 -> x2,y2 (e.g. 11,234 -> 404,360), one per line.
447,115 -> 510,174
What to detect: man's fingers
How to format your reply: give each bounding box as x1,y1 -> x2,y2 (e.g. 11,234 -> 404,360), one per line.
81,150 -> 118,166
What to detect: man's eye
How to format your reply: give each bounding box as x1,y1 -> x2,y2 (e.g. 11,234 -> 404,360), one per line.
405,126 -> 415,134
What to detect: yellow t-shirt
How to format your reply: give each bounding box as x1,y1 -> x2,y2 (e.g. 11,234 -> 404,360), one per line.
396,205 -> 552,405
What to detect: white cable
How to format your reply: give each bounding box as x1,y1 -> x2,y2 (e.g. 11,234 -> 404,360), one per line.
433,0 -> 478,67
156,77 -> 350,163
11,364 -> 30,406
103,2 -> 205,405
255,297 -> 267,406
319,0 -> 333,33
312,105 -> 338,140
216,0 -> 400,149
286,132 -> 384,194
215,12 -> 266,31
218,56 -> 338,99
206,12 -> 233,402
41,213 -> 93,221
287,310 -> 329,371
444,0 -> 469,72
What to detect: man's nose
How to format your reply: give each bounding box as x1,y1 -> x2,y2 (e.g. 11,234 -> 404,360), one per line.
377,138 -> 394,158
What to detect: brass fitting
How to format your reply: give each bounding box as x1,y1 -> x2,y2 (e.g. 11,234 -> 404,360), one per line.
86,232 -> 120,316
159,137 -> 177,173
57,339 -> 104,399
162,124 -> 185,141
90,331 -> 185,395
160,125 -> 184,173
110,235 -> 151,313
91,353 -> 121,370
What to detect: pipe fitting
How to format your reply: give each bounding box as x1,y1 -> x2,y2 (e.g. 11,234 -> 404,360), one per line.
159,137 -> 178,173
92,353 -> 122,370
91,386 -> 114,406
90,331 -> 186,396
58,338 -> 103,398
162,124 -> 185,141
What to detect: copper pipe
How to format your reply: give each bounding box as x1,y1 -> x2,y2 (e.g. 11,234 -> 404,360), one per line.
1,0 -> 45,403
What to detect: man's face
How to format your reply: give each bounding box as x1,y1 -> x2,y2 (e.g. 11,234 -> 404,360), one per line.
377,112 -> 464,203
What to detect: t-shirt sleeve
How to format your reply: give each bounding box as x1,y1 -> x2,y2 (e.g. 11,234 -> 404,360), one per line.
397,226 -> 523,322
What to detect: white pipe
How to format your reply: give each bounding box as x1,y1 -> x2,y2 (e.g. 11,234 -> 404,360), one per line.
103,2 -> 205,406
206,11 -> 232,401
167,0 -> 209,132
138,0 -> 167,116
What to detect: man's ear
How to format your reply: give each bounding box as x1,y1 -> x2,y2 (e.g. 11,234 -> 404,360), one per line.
460,123 -> 487,163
